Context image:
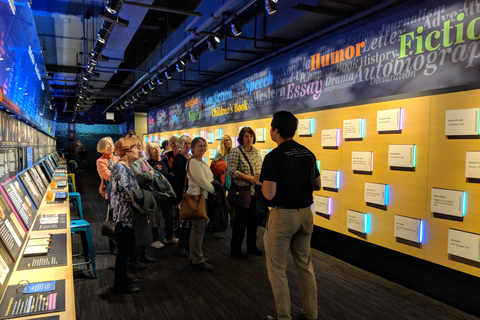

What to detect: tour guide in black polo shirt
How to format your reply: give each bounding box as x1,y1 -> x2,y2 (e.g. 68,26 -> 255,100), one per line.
259,111 -> 320,320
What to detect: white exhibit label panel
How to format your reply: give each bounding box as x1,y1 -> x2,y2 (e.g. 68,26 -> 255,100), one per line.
321,129 -> 339,147
430,188 -> 466,217
214,129 -> 221,140
465,151 -> 480,179
352,151 -> 373,172
200,130 -> 207,140
298,119 -> 313,136
343,118 -> 364,139
209,149 -> 215,160
394,215 -> 424,243
445,108 -> 480,136
448,229 -> 480,262
260,149 -> 270,161
255,128 -> 266,142
347,210 -> 368,234
314,195 -> 330,215
321,170 -> 339,189
388,144 -> 416,168
364,182 -> 388,206
377,108 -> 403,132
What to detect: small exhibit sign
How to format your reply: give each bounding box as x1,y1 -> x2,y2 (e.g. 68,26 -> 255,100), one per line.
314,195 -> 330,215
465,151 -> 480,179
260,149 -> 270,161
347,209 -> 369,234
298,118 -> 314,136
388,144 -> 416,168
377,108 -> 403,132
343,118 -> 364,139
200,130 -> 207,140
321,129 -> 340,147
394,215 -> 424,243
321,170 -> 340,189
364,182 -> 388,206
431,188 -> 466,217
445,108 -> 480,136
352,151 -> 373,172
447,229 -> 480,262
209,148 -> 215,160
255,128 -> 266,142
214,129 -> 222,140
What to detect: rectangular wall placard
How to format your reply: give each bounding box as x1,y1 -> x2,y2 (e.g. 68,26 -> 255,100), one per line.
321,129 -> 340,147
298,118 -> 314,136
260,149 -> 271,161
364,182 -> 388,206
445,108 -> 480,136
314,195 -> 331,215
388,144 -> 416,168
465,151 -> 480,179
377,108 -> 403,132
343,118 -> 364,139
321,170 -> 340,189
347,209 -> 369,234
352,151 -> 373,172
448,229 -> 480,262
394,215 -> 424,243
431,188 -> 466,217
209,149 -> 216,160
255,128 -> 266,142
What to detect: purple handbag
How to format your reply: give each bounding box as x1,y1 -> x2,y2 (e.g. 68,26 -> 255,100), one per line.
227,182 -> 251,208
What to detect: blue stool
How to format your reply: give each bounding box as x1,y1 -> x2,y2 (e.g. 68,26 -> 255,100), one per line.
68,182 -> 74,193
71,220 -> 98,278
69,192 -> 84,220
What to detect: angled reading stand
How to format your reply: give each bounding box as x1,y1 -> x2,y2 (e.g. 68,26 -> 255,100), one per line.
0,154 -> 75,320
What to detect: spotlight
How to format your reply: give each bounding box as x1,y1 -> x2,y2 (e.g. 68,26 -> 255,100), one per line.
156,78 -> 163,85
180,57 -> 187,66
231,20 -> 242,36
165,70 -> 172,79
207,38 -> 217,51
189,51 -> 198,63
176,60 -> 184,72
132,95 -> 137,101
136,92 -> 142,98
214,33 -> 222,43
142,86 -> 148,94
148,82 -> 155,90
264,0 -> 277,14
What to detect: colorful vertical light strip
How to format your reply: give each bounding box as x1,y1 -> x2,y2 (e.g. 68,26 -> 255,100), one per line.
219,128 -> 223,139
399,108 -> 404,130
327,197 -> 332,215
412,145 -> 417,167
384,185 -> 390,206
144,136 -> 148,143
151,136 -> 154,142
462,191 -> 466,217
235,137 -> 239,147
175,133 -> 179,138
310,118 -> 314,135
316,160 -> 321,172
195,134 -> 199,138
363,214 -> 370,234
213,149 -> 216,158
203,156 -> 207,162
209,132 -> 214,144
335,171 -> 340,189
336,129 -> 341,146
419,220 -> 425,243
263,128 -> 266,141
361,118 -> 365,138
185,132 -> 190,137
370,152 -> 374,171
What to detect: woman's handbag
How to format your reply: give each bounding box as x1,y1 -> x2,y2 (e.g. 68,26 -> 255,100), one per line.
179,159 -> 208,220
227,182 -> 251,208
101,219 -> 123,237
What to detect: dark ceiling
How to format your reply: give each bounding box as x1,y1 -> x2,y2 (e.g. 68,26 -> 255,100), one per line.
32,0 -> 399,124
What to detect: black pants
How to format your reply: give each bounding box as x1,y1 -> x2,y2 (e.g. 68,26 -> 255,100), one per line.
231,195 -> 258,252
114,227 -> 135,288
160,201 -> 175,240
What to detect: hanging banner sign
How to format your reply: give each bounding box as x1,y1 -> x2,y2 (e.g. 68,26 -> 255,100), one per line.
148,0 -> 480,133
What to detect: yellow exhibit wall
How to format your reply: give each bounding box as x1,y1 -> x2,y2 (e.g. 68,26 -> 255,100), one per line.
145,88 -> 480,278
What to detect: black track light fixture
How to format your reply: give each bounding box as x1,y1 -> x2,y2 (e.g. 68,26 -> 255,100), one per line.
189,51 -> 198,63
176,60 -> 184,72
214,33 -> 223,43
231,18 -> 242,36
165,70 -> 172,79
207,38 -> 217,51
156,78 -> 163,85
265,0 -> 278,14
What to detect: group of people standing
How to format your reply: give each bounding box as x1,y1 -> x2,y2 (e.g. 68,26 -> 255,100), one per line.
94,112 -> 320,320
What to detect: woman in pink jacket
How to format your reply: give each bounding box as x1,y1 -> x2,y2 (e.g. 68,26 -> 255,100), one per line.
96,136 -> 119,254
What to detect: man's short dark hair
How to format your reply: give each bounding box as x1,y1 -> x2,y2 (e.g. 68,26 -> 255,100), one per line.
237,127 -> 256,146
271,111 -> 298,138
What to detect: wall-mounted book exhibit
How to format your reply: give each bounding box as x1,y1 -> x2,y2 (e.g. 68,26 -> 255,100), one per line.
200,130 -> 207,140
364,182 -> 389,207
298,118 -> 314,136
447,229 -> 480,263
343,118 -> 365,140
314,195 -> 331,216
209,148 -> 216,160
0,193 -> 26,262
377,108 -> 403,132
18,171 -> 42,209
215,128 -> 223,140
388,144 -> 416,168
352,151 -> 373,172
465,151 -> 480,179
1,178 -> 37,230
394,215 -> 424,244
321,129 -> 340,147
321,170 -> 340,190
431,188 -> 466,218
445,108 -> 480,136
208,132 -> 214,144
255,128 -> 266,142
347,209 -> 369,234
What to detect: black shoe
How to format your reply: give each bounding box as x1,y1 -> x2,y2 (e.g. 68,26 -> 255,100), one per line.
265,316 -> 277,320
115,285 -> 139,294
192,262 -> 214,270
127,261 -> 146,270
139,255 -> 156,263
127,277 -> 139,284
247,247 -> 263,256
231,250 -> 248,259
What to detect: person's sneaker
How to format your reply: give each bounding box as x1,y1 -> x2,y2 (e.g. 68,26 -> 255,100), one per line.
151,241 -> 165,249
164,237 -> 179,244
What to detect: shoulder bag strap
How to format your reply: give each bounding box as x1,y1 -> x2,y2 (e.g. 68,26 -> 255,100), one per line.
185,158 -> 204,194
239,147 -> 254,176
